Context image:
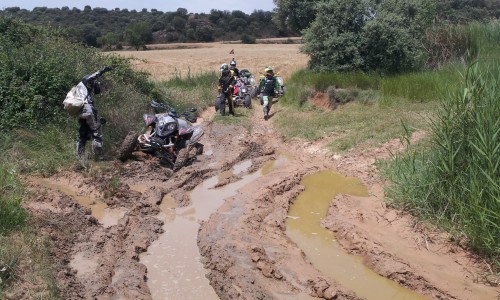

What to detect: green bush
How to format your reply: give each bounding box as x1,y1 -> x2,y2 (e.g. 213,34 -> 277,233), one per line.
241,34 -> 256,44
0,17 -> 162,162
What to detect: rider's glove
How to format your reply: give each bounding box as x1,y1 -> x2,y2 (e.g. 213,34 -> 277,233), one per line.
100,66 -> 113,74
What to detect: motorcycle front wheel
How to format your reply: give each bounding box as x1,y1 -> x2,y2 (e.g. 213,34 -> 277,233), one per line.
217,94 -> 227,115
244,95 -> 252,108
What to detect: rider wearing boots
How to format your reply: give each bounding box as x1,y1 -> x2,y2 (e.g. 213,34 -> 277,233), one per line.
76,66 -> 113,159
258,67 -> 280,120
218,63 -> 236,116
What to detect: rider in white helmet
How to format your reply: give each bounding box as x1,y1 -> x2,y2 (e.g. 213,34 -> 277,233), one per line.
229,58 -> 240,77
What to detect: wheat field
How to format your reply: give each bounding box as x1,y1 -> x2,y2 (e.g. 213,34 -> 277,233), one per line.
112,42 -> 309,81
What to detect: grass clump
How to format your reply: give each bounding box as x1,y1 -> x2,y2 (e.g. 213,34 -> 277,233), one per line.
0,167 -> 26,235
383,62 -> 499,262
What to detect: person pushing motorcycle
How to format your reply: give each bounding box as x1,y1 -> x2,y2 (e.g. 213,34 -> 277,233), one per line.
76,66 -> 113,159
217,63 -> 236,116
258,67 -> 280,120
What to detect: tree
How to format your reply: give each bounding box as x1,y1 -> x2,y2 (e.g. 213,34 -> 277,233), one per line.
302,0 -> 369,72
125,21 -> 152,50
272,0 -> 318,33
98,32 -> 118,50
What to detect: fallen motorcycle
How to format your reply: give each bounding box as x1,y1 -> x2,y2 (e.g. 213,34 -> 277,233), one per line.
117,100 -> 204,170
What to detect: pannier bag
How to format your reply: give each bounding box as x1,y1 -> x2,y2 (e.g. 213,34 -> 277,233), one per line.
63,82 -> 88,116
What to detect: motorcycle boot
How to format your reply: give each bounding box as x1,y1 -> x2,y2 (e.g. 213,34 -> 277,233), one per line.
263,105 -> 269,120
91,133 -> 103,160
76,139 -> 86,159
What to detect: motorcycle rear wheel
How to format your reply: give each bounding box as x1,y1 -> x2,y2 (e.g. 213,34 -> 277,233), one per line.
117,131 -> 139,162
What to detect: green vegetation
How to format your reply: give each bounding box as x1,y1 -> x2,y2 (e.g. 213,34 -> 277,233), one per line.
0,17 -> 169,297
0,17 -> 163,174
0,6 -> 290,48
275,21 -> 499,266
384,62 -> 499,262
0,167 -> 26,235
157,71 -> 218,113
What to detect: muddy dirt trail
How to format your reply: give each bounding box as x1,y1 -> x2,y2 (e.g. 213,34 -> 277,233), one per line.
21,100 -> 498,300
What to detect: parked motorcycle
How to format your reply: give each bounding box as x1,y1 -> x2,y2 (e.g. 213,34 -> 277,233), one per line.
117,100 -> 204,170
232,77 -> 252,108
239,69 -> 259,98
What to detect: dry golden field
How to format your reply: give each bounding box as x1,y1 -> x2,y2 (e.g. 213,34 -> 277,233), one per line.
112,42 -> 309,81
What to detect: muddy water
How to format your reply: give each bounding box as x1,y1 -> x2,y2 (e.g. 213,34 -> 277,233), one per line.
140,160 -> 260,299
286,170 -> 428,300
33,178 -> 126,228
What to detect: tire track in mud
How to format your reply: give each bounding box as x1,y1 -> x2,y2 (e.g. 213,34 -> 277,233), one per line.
21,101 -> 498,300
195,103 -> 498,300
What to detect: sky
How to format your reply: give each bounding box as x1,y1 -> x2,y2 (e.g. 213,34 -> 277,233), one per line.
0,0 -> 276,14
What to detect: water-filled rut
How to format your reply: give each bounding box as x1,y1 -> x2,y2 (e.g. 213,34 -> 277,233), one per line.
286,170 -> 429,300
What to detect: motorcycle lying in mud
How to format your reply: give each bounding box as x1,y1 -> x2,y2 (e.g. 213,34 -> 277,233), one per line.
117,100 -> 204,170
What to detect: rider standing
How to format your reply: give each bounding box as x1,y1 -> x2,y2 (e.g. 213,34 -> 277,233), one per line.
258,67 -> 279,120
76,66 -> 113,159
229,58 -> 239,77
218,63 -> 236,116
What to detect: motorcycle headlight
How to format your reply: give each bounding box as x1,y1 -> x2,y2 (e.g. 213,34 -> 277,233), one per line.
241,88 -> 247,93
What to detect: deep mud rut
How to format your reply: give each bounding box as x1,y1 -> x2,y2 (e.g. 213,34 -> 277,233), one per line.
20,101 -> 499,300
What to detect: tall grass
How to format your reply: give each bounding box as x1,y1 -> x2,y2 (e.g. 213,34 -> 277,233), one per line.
379,64 -> 463,105
155,71 -> 218,113
0,167 -> 26,235
384,63 -> 499,261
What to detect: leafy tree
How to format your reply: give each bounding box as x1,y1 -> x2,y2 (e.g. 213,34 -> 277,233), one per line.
195,25 -> 214,42
172,16 -> 186,31
272,0 -> 318,33
362,13 -> 422,74
125,21 -> 152,50
302,0 -> 368,72
97,31 -> 118,49
80,24 -> 101,47
361,0 -> 436,74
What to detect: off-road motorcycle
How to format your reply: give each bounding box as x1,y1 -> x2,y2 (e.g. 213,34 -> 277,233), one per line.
117,100 -> 204,170
239,69 -> 259,98
232,77 -> 252,108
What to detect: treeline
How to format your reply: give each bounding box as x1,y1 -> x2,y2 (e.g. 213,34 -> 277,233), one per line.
0,6 -> 291,49
274,0 -> 499,74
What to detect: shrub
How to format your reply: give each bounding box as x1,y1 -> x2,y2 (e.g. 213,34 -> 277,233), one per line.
241,34 -> 256,44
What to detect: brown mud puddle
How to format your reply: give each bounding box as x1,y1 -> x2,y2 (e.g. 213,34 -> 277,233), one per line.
31,177 -> 126,228
15,104 -> 498,300
286,170 -> 428,300
139,159 -> 260,299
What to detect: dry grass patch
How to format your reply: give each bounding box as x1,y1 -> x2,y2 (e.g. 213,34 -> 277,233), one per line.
112,42 -> 308,81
